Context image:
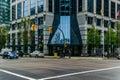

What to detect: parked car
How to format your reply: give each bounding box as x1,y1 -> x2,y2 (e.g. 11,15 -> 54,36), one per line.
115,48 -> 120,60
2,51 -> 19,59
0,48 -> 12,56
29,51 -> 44,58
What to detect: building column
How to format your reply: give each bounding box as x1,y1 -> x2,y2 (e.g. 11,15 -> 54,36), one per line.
43,0 -> 49,55
43,27 -> 49,55
28,0 -> 30,16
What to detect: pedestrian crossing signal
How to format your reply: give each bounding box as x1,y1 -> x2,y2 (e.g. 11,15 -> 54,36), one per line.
49,26 -> 52,34
31,24 -> 35,31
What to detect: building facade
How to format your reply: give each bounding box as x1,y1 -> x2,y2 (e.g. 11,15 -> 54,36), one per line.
9,0 -> 120,56
0,0 -> 10,27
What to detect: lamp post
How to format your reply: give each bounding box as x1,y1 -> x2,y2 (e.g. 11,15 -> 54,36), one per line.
102,16 -> 104,59
108,20 -> 111,57
35,13 -> 39,50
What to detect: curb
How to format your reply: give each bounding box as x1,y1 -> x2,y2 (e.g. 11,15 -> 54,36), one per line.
44,56 -> 103,60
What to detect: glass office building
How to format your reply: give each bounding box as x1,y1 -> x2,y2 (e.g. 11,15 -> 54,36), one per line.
0,0 -> 10,26
9,0 -> 120,56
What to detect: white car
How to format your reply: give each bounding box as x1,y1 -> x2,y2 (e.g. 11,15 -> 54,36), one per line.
0,48 -> 12,56
29,51 -> 44,58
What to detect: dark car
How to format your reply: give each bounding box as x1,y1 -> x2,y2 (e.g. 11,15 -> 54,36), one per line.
2,51 -> 19,59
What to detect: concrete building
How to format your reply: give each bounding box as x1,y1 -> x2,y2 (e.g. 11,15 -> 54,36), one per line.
0,0 -> 10,27
9,0 -> 119,56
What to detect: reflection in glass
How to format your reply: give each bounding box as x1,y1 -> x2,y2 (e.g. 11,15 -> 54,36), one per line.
23,0 -> 28,17
17,3 -> 21,19
51,16 -> 70,44
30,0 -> 35,15
38,0 -> 43,13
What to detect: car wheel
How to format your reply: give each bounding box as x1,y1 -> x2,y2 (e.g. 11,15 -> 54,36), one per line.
29,55 -> 32,57
2,57 -> 5,59
8,56 -> 11,59
35,55 -> 38,58
41,56 -> 44,58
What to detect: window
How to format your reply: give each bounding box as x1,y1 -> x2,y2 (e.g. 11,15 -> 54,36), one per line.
38,0 -> 43,13
38,17 -> 43,25
49,0 -> 52,12
104,20 -> 108,28
78,0 -> 82,12
96,19 -> 101,26
71,0 -> 77,14
111,22 -> 115,29
87,17 -> 93,24
30,0 -> 35,15
111,2 -> 115,19
117,4 -> 120,11
96,0 -> 102,15
12,5 -> 16,21
12,0 -> 15,3
54,0 -> 60,14
87,0 -> 94,13
17,3 -> 21,19
12,24 -> 15,30
60,0 -> 71,15
23,0 -> 28,17
104,0 -> 109,17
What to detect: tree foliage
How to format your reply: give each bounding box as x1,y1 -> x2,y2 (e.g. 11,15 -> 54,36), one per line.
87,24 -> 101,48
0,27 -> 8,50
104,28 -> 117,47
116,22 -> 120,48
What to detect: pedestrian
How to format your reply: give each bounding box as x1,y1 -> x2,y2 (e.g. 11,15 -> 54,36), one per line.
68,48 -> 72,59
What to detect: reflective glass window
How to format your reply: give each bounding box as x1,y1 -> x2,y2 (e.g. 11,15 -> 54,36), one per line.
87,0 -> 94,13
17,2 -> 21,19
12,0 -> 15,3
38,0 -> 43,13
23,0 -> 28,17
38,17 -> 43,25
117,4 -> 120,11
87,17 -> 93,24
96,19 -> 101,26
49,0 -> 52,12
96,0 -> 101,15
104,20 -> 108,28
104,0 -> 109,17
78,0 -> 82,12
111,2 -> 115,19
51,16 -> 70,44
111,22 -> 115,29
12,5 -> 16,21
30,0 -> 35,15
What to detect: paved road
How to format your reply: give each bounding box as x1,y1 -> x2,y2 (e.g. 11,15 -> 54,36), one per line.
0,57 -> 120,80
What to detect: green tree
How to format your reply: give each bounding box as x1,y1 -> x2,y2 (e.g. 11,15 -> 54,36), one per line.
105,28 -> 117,46
116,22 -> 120,48
20,17 -> 32,52
0,27 -> 8,50
105,28 -> 117,55
87,24 -> 101,56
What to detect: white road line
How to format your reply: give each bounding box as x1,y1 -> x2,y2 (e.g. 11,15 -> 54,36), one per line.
38,66 -> 120,80
0,69 -> 36,80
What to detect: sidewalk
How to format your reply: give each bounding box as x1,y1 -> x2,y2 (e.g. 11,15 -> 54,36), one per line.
44,56 -> 118,60
45,56 -> 101,60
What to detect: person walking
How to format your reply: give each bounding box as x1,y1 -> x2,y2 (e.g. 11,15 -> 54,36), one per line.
68,48 -> 72,59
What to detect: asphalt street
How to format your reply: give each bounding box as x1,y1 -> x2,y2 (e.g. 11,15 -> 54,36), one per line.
0,57 -> 120,80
